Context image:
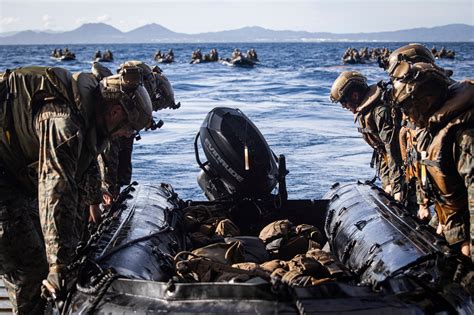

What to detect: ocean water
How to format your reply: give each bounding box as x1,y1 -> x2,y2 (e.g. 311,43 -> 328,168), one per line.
0,42 -> 472,200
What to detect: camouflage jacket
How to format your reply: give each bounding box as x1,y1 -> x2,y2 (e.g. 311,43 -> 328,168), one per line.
0,67 -> 108,266
355,84 -> 404,194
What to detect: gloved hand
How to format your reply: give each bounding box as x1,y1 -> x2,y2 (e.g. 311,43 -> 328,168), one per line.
41,264 -> 67,301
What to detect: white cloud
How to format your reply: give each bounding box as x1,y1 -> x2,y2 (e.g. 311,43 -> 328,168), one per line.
96,15 -> 110,22
0,17 -> 20,25
42,14 -> 56,28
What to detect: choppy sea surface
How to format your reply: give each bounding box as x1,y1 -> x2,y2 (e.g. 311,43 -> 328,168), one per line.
0,42 -> 472,200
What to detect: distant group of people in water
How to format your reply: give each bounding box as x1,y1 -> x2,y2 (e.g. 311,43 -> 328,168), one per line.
51,47 -> 76,60
49,47 -> 259,66
342,46 -> 456,65
94,49 -> 114,62
342,47 -> 391,64
189,48 -> 259,66
190,48 -> 219,63
431,46 -> 455,59
154,49 -> 175,63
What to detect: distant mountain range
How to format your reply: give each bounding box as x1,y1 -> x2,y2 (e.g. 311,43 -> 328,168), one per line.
0,23 -> 472,45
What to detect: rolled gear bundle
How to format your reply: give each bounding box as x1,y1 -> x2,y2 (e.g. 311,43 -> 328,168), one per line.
260,259 -> 287,273
214,262 -> 266,282
224,236 -> 270,264
174,245 -> 268,283
215,218 -> 240,237
267,250 -> 351,288
259,220 -> 293,244
259,220 -> 322,260
191,241 -> 245,265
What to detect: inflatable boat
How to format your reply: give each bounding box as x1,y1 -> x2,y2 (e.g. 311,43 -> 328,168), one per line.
220,56 -> 257,67
54,108 -> 472,314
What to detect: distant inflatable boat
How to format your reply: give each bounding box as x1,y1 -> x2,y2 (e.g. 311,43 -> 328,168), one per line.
52,54 -> 76,61
220,56 -> 257,67
156,57 -> 174,64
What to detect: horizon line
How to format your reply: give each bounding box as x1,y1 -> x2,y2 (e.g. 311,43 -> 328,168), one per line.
2,22 -> 474,36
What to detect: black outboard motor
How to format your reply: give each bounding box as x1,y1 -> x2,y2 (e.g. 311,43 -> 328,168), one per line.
195,107 -> 281,201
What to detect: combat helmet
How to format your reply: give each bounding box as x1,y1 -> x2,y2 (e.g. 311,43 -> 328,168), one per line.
330,71 -> 368,103
99,67 -> 153,131
391,62 -> 450,120
119,60 -> 179,111
382,44 -> 435,77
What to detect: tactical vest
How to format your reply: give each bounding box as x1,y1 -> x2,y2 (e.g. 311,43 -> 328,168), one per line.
0,67 -> 104,195
421,81 -> 474,227
400,125 -> 426,182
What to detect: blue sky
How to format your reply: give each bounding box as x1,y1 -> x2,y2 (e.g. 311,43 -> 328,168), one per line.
1,0 -> 473,33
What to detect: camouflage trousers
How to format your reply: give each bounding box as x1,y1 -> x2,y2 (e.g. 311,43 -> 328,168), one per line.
0,173 -> 48,315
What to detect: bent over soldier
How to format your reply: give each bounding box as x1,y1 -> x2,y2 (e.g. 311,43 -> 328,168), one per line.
330,71 -> 404,201
384,44 -> 456,220
391,62 -> 473,261
98,61 -> 180,201
0,66 -> 152,314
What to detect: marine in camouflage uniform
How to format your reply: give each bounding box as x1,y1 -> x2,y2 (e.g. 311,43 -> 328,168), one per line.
330,71 -> 404,200
383,43 -> 455,219
0,66 -> 152,313
391,62 -> 473,261
97,61 -> 180,200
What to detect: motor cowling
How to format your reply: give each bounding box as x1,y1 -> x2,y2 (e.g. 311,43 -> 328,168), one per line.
197,107 -> 278,200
